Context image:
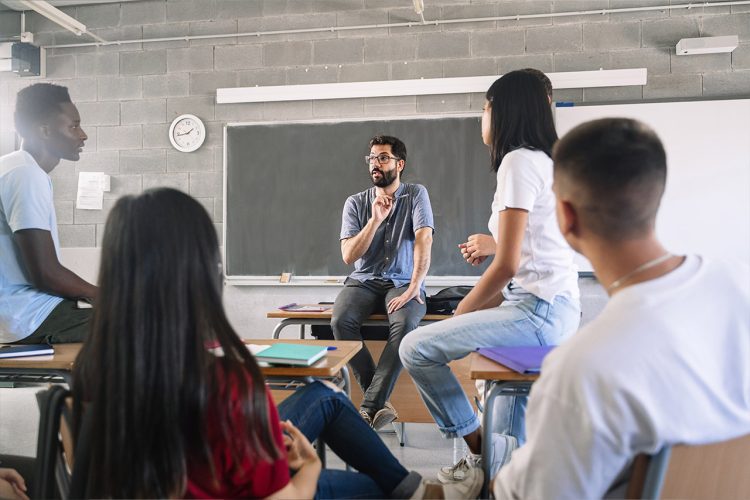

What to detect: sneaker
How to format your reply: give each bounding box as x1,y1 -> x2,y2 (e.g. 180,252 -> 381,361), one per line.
359,408 -> 373,427
488,433 -> 518,477
438,454 -> 479,484
372,401 -> 399,430
410,467 -> 483,499
437,434 -> 517,484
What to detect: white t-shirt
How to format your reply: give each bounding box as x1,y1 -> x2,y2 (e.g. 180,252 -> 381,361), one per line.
488,148 -> 579,303
494,255 -> 750,500
0,150 -> 63,342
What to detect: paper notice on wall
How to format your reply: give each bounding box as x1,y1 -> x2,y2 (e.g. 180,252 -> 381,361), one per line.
76,172 -> 110,210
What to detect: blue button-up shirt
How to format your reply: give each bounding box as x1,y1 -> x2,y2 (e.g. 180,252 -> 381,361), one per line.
340,183 -> 434,288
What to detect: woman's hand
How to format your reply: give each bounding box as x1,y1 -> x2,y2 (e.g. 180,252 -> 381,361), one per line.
458,234 -> 495,265
0,468 -> 29,500
281,420 -> 320,472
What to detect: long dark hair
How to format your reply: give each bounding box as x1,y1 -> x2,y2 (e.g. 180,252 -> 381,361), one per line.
485,70 -> 558,170
72,188 -> 280,498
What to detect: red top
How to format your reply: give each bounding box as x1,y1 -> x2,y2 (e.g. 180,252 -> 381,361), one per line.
184,365 -> 290,498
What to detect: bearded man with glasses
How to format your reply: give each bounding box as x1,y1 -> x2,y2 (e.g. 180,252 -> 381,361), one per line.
332,135 -> 434,431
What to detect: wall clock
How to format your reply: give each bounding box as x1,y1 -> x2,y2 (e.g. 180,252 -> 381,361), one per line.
168,114 -> 206,152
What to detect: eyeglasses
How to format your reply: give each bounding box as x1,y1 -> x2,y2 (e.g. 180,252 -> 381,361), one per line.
365,154 -> 400,166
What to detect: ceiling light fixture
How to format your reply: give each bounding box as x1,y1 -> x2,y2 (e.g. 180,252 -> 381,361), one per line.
13,0 -> 106,43
676,35 -> 739,55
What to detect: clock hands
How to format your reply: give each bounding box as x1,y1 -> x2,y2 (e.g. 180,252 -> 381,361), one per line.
176,128 -> 195,136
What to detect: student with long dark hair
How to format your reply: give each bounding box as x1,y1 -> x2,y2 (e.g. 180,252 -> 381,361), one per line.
400,70 -> 581,486
71,188 -> 472,499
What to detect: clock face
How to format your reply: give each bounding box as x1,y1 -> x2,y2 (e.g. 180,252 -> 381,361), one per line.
169,114 -> 206,152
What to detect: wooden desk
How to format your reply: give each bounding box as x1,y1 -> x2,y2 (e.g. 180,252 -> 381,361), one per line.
470,352 -> 540,496
267,309 -> 476,430
0,340 -> 361,395
267,308 -> 451,339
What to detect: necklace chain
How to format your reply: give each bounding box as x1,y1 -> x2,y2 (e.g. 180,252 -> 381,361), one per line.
606,252 -> 673,292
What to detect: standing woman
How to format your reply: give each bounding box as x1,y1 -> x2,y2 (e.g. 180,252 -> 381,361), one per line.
70,188 -> 442,499
400,70 -> 581,484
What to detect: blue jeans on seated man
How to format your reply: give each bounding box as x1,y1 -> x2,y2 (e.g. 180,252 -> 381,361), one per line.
331,278 -> 426,415
399,287 -> 580,444
277,381 -> 422,499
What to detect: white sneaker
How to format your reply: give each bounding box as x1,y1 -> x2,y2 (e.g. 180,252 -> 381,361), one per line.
437,434 -> 517,484
488,433 -> 518,477
438,454 -> 480,484
410,467 -> 483,499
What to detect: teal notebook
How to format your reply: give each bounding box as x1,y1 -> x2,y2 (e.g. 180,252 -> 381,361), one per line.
255,343 -> 327,366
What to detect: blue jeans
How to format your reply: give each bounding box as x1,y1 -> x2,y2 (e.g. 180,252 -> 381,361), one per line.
277,381 -> 420,499
399,287 -> 580,441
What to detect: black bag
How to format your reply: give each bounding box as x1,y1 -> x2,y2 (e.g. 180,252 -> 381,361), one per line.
425,286 -> 473,314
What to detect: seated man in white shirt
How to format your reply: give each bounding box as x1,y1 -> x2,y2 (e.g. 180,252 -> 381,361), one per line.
491,117 -> 750,498
0,83 -> 97,344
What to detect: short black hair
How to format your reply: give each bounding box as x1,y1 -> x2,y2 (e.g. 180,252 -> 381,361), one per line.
485,70 -> 558,170
14,83 -> 72,139
520,68 -> 553,99
553,118 -> 667,240
369,135 -> 407,163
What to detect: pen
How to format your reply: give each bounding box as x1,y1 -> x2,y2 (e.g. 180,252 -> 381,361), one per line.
327,346 -> 338,351
392,194 -> 409,200
279,302 -> 297,309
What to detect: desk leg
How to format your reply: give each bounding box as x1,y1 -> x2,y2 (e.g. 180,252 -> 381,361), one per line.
299,324 -> 305,339
481,382 -> 503,499
272,320 -> 288,339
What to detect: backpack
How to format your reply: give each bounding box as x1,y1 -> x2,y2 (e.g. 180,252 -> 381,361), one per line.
425,286 -> 473,315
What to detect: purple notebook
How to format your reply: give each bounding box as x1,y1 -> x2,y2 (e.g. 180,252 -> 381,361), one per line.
477,346 -> 555,374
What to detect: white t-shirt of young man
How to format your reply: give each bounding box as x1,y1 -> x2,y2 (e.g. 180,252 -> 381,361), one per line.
488,147 -> 579,303
494,255 -> 750,500
0,150 -> 63,342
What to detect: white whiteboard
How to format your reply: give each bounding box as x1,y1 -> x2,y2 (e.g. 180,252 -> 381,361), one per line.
555,99 -> 750,272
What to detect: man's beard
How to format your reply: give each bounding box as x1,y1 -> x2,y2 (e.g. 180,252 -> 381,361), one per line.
371,168 -> 398,188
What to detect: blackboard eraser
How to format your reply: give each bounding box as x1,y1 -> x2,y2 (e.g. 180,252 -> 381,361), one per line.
279,272 -> 293,283
555,101 -> 575,107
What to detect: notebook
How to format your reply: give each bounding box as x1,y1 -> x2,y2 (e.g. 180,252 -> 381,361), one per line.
477,346 -> 555,374
0,344 -> 54,359
255,343 -> 327,366
278,303 -> 332,313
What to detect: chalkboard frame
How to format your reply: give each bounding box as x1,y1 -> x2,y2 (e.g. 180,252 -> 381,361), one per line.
222,113 -> 498,286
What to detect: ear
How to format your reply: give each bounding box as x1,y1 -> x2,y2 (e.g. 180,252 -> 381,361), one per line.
397,159 -> 405,172
557,199 -> 579,238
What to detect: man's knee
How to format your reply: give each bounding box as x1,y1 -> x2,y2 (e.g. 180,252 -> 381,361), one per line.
330,311 -> 363,339
398,331 -> 422,369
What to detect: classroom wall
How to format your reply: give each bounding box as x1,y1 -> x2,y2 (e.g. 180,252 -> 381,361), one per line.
1,0 -> 748,337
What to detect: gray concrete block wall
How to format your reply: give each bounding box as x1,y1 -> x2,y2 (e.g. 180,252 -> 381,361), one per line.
0,0 -> 748,257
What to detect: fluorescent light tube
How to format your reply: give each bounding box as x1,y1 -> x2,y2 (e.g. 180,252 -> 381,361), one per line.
16,0 -> 86,36
217,68 -> 648,104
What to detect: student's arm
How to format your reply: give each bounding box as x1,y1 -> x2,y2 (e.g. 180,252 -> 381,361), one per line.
454,208 -> 526,315
264,421 -> 321,500
387,226 -> 432,313
14,229 -> 98,301
341,194 -> 392,265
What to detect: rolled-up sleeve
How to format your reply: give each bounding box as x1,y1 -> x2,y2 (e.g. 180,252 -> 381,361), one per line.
411,185 -> 434,233
340,195 -> 361,240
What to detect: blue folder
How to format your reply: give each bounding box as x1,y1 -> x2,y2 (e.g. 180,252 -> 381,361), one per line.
477,346 -> 555,374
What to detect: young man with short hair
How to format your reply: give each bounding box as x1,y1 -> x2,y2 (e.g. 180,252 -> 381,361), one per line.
491,118 -> 750,498
332,135 -> 434,430
0,83 -> 97,344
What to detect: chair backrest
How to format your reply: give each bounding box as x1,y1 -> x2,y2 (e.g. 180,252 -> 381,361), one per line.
628,433 -> 750,499
34,386 -> 74,500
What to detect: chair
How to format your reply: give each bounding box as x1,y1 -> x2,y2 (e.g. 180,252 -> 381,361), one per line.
33,386 -> 74,500
627,433 -> 750,499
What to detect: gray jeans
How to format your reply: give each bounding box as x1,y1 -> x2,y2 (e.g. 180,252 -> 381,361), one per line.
331,278 -> 426,413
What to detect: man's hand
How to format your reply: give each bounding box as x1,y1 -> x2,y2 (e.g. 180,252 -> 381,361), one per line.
281,420 -> 320,472
458,233 -> 495,265
371,194 -> 394,224
0,468 -> 29,500
387,286 -> 423,314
